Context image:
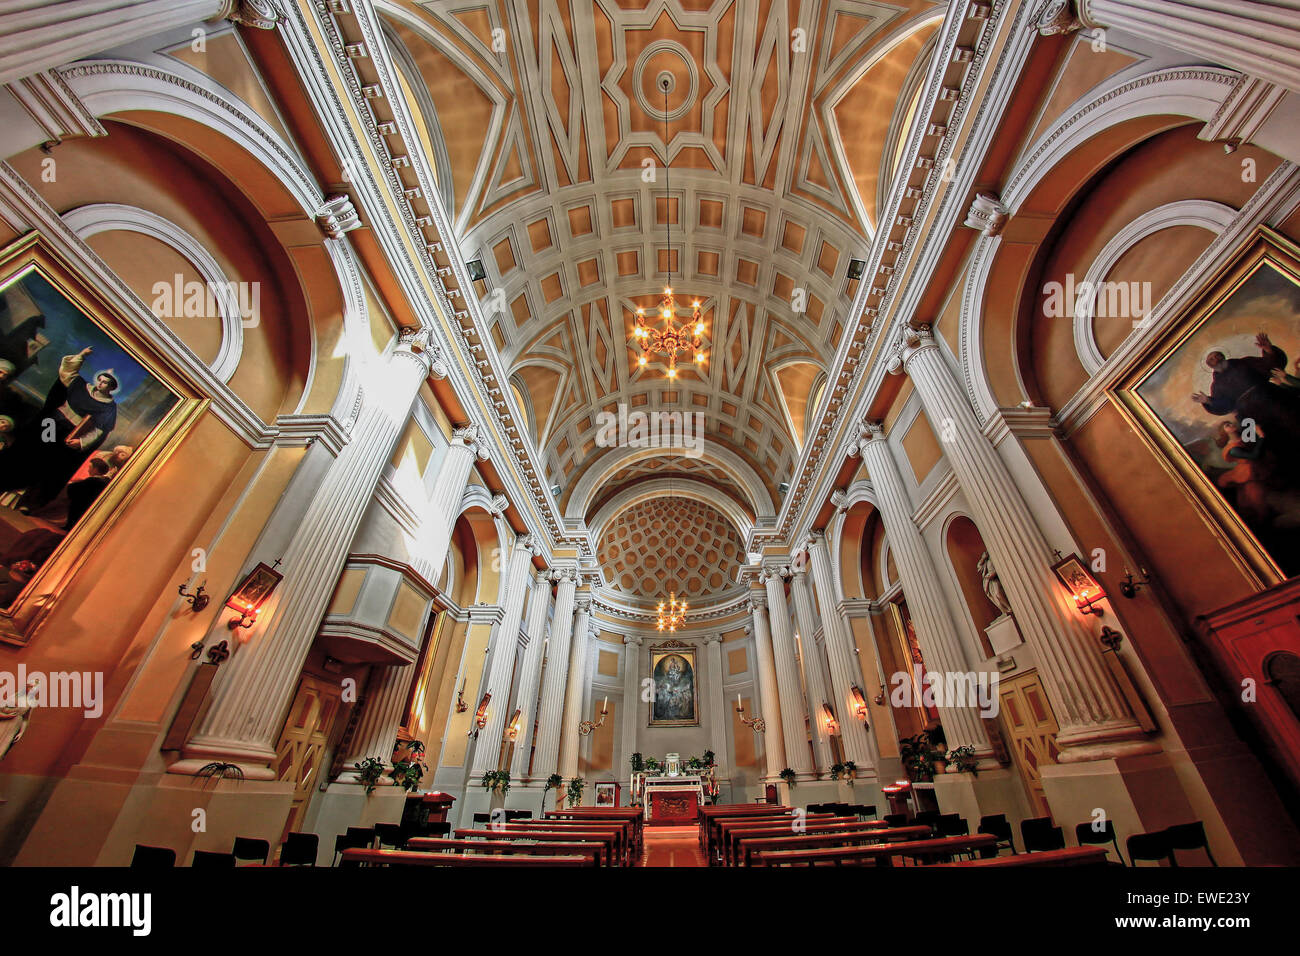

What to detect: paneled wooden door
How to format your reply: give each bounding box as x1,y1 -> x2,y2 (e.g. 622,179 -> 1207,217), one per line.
274,675 -> 342,847
998,671 -> 1061,817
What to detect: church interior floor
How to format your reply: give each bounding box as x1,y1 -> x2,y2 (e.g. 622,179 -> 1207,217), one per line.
641,826 -> 707,867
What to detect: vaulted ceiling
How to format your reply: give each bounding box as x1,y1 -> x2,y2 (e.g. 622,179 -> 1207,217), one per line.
379,0 -> 941,602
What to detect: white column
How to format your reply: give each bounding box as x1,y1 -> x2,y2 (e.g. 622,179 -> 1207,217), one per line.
471,535 -> 541,774
1073,0 -> 1300,94
620,634 -> 642,786
702,634 -> 728,777
339,663 -> 413,780
789,569 -> 836,771
532,569 -> 577,778
558,592 -> 594,779
507,569 -> 553,780
745,591 -> 786,780
0,1 -> 278,87
412,428 -> 491,584
852,418 -> 992,756
763,567 -> 812,776
181,338 -> 449,776
804,532 -> 875,768
885,326 -> 1150,759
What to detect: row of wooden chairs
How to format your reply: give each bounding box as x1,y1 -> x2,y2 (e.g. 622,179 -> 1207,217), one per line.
132,836 -> 271,868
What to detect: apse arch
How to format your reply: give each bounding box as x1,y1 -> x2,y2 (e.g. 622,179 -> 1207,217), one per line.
958,66 -> 1243,422
588,478 -> 754,548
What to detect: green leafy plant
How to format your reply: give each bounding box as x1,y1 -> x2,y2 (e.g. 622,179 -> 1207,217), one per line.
630,752 -> 644,772
686,755 -> 702,770
829,761 -> 846,779
946,745 -> 979,774
778,767 -> 797,789
544,772 -> 563,792
900,732 -> 943,782
389,739 -> 428,792
842,760 -> 857,781
644,757 -> 661,773
480,769 -> 511,794
195,761 -> 244,785
701,750 -> 715,768
566,777 -> 585,808
353,757 -> 385,795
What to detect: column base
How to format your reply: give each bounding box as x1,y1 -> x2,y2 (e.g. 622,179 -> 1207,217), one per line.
308,782 -> 408,865
1055,720 -> 1162,763
932,768 -> 1032,835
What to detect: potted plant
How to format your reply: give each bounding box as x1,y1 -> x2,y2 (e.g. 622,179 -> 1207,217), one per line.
899,733 -> 938,782
946,745 -> 979,774
644,757 -> 661,774
480,768 -> 511,806
389,738 -> 428,792
630,752 -> 644,773
842,760 -> 857,784
353,757 -> 385,795
778,767 -> 797,789
543,772 -> 563,813
829,761 -> 846,780
686,755 -> 702,771
702,750 -> 716,768
566,777 -> 585,808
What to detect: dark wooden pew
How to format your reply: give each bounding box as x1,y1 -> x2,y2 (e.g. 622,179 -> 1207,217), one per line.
736,825 -> 932,867
935,846 -> 1110,867
699,805 -> 792,859
753,833 -> 998,867
715,816 -> 862,866
453,828 -> 623,866
545,808 -> 644,853
341,848 -> 592,867
501,820 -> 633,864
405,837 -> 602,867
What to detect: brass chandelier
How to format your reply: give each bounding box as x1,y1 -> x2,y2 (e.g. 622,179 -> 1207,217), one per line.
656,473 -> 688,631
635,76 -> 706,380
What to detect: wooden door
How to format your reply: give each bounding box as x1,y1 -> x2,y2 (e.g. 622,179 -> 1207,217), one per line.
274,675 -> 342,846
998,671 -> 1060,817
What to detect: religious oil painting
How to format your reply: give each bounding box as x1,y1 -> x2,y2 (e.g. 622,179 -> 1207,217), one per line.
1117,227 -> 1300,583
649,642 -> 698,726
0,233 -> 205,645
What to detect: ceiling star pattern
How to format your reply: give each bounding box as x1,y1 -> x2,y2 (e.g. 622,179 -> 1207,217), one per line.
380,0 -> 942,601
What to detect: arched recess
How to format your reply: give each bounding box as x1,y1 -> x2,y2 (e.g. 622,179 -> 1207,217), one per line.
943,513 -> 998,659
457,487 -> 511,607
831,481 -> 879,602
56,58 -> 371,424
960,66 -> 1244,422
61,202 -> 245,383
564,443 -> 776,525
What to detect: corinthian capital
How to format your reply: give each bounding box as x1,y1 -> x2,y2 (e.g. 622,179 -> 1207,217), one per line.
452,423 -> 491,461
844,418 -> 885,457
221,0 -> 281,30
963,191 -> 1010,237
487,492 -> 509,517
886,325 -> 936,376
1035,0 -> 1081,35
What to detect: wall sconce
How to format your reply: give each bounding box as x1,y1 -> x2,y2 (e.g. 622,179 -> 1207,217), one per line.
849,685 -> 869,721
1051,553 -> 1105,617
579,696 -> 608,736
454,677 -> 469,713
468,691 -> 491,736
873,683 -> 886,706
506,708 -> 523,741
1119,567 -> 1150,599
735,695 -> 766,733
225,561 -> 283,631
1099,627 -> 1158,732
821,702 -> 839,736
177,582 -> 209,613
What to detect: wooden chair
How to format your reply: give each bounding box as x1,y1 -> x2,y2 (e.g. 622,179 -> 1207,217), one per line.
374,823 -> 407,849
1165,822 -> 1217,866
1020,816 -> 1065,853
279,831 -> 318,866
1127,830 -> 1176,867
191,850 -> 236,868
977,814 -> 1016,854
130,844 -> 175,868
883,813 -> 910,828
232,837 -> 269,865
1075,820 -> 1125,865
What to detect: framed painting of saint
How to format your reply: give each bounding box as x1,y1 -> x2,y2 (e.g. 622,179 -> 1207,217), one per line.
648,640 -> 698,727
0,233 -> 206,645
1114,226 -> 1300,584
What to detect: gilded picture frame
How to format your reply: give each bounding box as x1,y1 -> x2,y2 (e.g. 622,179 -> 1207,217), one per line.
648,640 -> 698,727
1112,226 -> 1300,586
0,232 -> 208,646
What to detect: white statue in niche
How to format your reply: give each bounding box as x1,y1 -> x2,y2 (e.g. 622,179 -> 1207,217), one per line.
977,551 -> 1013,616
0,675 -> 40,762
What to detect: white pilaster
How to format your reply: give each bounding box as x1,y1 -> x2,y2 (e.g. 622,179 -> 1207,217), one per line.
507,569 -> 553,780
746,590 -> 786,779
788,569 -> 836,772
763,567 -> 813,776
532,568 -> 577,779
339,662 -> 413,781
620,634 -> 642,786
702,634 -> 728,777
558,591 -> 594,779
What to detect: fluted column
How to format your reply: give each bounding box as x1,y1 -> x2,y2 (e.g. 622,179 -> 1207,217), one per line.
412,430 -> 491,584
745,591 -> 786,780
508,570 -> 553,780
788,569 -> 836,771
532,569 -> 578,778
1068,0 -> 1300,94
852,419 -> 991,755
339,663 -> 413,781
763,568 -> 812,775
181,338 -> 452,776
621,634 -> 642,785
471,535 -> 541,774
804,532 -> 875,767
702,634 -> 728,777
558,592 -> 594,779
886,326 -> 1149,759
0,0 -> 279,87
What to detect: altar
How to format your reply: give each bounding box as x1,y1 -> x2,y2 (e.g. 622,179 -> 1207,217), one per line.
642,775 -> 703,825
